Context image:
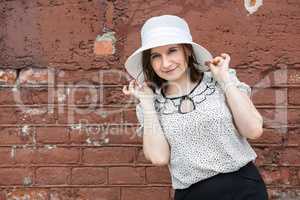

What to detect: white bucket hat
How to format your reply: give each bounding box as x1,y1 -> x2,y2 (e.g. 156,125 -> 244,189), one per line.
124,15 -> 213,84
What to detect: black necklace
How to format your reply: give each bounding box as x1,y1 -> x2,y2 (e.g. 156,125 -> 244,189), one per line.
161,76 -> 203,114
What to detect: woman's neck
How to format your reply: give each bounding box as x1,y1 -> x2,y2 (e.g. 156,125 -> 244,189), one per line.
163,73 -> 203,97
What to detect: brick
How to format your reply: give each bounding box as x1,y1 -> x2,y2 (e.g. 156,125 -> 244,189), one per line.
83,147 -> 135,164
279,148 -> 300,165
0,88 -> 15,105
71,167 -> 106,185
48,188 -> 74,200
258,108 -> 289,127
36,167 -> 70,185
252,88 -> 287,105
36,127 -> 69,144
267,188 -> 300,200
69,125 -> 139,145
0,127 -> 34,145
0,148 -> 15,165
0,107 -> 55,124
121,187 -> 170,200
16,147 -> 80,164
98,69 -> 129,85
94,40 -> 114,55
74,188 -> 120,200
15,148 -> 34,164
288,88 -> 300,105
56,69 -> 100,85
19,68 -> 53,85
57,107 -> 122,124
104,86 -> 132,105
249,128 -> 283,144
288,69 -> 300,85
0,69 -> 17,85
146,166 -> 171,184
236,68 -> 265,87
109,167 -> 145,184
94,32 -> 116,55
0,168 -> 33,185
286,127 -> 300,146
6,189 -> 48,200
69,125 -> 108,145
136,147 -> 151,164
67,87 -> 100,105
105,1 -> 114,29
108,125 -> 140,144
33,147 -> 80,164
260,166 -> 291,185
16,88 -> 52,105
69,127 -> 87,144
123,107 -> 138,123
287,109 -> 300,126
253,147 -> 281,165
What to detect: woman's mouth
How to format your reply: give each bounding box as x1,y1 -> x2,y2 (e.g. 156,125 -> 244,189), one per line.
164,67 -> 177,73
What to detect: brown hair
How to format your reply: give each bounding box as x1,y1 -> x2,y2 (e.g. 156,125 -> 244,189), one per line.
141,44 -> 203,92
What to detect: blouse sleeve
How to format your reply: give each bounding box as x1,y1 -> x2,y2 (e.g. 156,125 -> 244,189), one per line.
228,68 -> 252,97
135,103 -> 144,137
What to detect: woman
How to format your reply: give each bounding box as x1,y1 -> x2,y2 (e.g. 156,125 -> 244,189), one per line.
123,15 -> 268,200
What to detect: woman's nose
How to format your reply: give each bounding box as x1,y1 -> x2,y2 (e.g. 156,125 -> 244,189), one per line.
161,55 -> 172,69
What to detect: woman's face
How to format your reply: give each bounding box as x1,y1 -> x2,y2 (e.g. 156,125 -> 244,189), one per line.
150,44 -> 190,82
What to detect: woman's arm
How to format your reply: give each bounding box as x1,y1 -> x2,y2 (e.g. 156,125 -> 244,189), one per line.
123,80 -> 170,166
141,101 -> 170,166
224,85 -> 263,139
206,53 -> 263,140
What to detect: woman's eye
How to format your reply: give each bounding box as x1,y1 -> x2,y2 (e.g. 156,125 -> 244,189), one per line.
169,49 -> 177,53
151,55 -> 158,59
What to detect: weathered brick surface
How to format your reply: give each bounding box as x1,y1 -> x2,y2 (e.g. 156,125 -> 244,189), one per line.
36,167 -> 70,185
0,69 -> 17,85
109,166 -> 145,185
0,0 -> 299,199
71,167 -> 107,185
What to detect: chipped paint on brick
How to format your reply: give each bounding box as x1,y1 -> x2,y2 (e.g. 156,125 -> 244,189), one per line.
44,144 -> 57,150
21,125 -> 31,136
22,108 -> 47,115
94,32 -> 116,55
11,145 -> 17,159
57,88 -> 67,103
86,137 -> 92,144
70,123 -> 83,130
7,189 -> 48,200
22,176 -> 32,186
244,0 -> 263,15
0,69 -> 17,84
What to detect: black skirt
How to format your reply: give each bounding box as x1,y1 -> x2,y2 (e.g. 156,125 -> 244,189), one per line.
174,161 -> 268,200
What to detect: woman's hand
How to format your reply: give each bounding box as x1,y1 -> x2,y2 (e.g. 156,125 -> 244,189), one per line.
122,79 -> 155,106
205,53 -> 231,87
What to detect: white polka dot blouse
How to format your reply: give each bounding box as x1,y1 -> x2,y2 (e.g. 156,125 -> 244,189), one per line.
135,68 -> 258,189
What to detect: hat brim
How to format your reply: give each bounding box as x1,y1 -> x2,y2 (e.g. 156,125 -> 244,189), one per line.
125,41 -> 213,84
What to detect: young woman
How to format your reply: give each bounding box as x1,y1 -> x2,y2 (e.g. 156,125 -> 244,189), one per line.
123,15 -> 268,200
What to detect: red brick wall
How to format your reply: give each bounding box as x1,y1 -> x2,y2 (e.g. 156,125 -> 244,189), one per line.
0,0 -> 299,199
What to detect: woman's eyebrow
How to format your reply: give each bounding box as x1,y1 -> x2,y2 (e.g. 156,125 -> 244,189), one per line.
150,52 -> 159,56
169,46 -> 178,50
151,46 -> 178,55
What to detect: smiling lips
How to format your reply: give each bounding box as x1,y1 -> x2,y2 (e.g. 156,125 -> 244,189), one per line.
164,67 -> 177,73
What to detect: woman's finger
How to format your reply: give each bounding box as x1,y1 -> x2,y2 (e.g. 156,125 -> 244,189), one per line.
212,56 -> 224,65
122,85 -> 130,95
206,60 -> 217,72
128,80 -> 135,93
221,53 -> 230,62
